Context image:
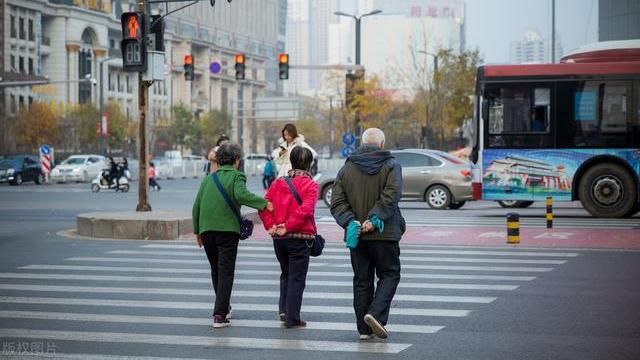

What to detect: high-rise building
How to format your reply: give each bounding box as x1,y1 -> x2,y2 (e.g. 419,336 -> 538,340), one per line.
509,30 -> 563,64
599,0 -> 640,41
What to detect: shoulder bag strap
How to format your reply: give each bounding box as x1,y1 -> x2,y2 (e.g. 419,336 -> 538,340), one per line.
212,173 -> 243,224
284,176 -> 302,205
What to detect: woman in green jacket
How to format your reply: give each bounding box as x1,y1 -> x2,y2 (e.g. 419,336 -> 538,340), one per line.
192,142 -> 272,328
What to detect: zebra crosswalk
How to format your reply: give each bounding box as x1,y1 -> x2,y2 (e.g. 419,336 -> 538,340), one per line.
0,241 -> 580,358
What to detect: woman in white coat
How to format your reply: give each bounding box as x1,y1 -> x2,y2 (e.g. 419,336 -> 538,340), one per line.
272,123 -> 317,178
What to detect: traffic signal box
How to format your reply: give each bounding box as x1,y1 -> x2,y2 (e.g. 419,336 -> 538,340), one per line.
235,53 -> 245,80
121,12 -> 146,72
184,54 -> 194,81
279,53 -> 289,80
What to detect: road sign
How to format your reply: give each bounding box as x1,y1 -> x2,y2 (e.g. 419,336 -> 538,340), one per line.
209,61 -> 222,74
39,145 -> 50,155
341,146 -> 355,158
342,133 -> 355,145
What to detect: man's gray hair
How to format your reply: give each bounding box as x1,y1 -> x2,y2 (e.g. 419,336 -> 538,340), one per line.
361,128 -> 385,148
216,142 -> 242,166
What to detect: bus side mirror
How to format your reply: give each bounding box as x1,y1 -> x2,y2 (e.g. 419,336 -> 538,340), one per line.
481,99 -> 489,121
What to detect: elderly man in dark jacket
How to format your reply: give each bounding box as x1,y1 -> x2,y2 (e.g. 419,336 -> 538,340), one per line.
330,127 -> 405,340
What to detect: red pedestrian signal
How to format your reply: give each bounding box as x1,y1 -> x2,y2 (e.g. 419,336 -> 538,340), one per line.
184,54 -> 194,81
120,12 -> 146,72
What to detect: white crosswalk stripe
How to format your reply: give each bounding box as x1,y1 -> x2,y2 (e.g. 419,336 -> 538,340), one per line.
315,215 -> 640,229
0,241 -> 581,357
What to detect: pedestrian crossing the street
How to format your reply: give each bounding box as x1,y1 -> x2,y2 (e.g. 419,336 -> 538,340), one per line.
315,215 -> 640,229
0,241 -> 581,358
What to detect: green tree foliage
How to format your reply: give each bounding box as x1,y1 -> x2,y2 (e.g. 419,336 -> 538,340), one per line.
104,101 -> 129,151
170,104 -> 196,153
67,103 -> 100,152
295,117 -> 323,148
196,109 -> 232,154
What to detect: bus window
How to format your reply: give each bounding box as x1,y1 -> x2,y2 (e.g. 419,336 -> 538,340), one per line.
571,81 -> 632,148
485,85 -> 552,148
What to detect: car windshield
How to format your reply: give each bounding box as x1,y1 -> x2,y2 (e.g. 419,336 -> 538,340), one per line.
62,158 -> 86,165
0,159 -> 18,167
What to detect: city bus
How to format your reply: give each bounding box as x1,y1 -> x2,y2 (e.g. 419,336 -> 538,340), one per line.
470,40 -> 640,218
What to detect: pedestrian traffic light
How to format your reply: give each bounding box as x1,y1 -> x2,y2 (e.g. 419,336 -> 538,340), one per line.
279,53 -> 289,80
235,53 -> 245,80
120,12 -> 146,72
184,54 -> 194,81
149,15 -> 165,52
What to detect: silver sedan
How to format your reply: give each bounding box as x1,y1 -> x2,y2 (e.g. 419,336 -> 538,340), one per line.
317,149 -> 473,210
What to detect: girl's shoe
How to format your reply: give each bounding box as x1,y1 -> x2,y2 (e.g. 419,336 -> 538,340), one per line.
213,314 -> 230,328
279,312 -> 285,322
359,334 -> 375,341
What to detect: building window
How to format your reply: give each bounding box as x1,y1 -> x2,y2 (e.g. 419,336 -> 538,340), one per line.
108,72 -> 114,91
19,17 -> 25,40
28,96 -> 34,105
109,39 -> 115,48
28,58 -> 34,75
19,57 -> 24,73
28,19 -> 34,41
19,95 -> 24,109
10,95 -> 16,113
117,74 -> 122,92
10,55 -> 15,71
10,15 -> 16,38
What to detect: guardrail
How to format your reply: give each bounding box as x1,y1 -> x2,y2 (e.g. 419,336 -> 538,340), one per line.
155,160 -> 207,180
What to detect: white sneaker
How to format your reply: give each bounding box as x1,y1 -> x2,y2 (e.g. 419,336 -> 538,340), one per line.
364,314 -> 388,339
226,307 -> 233,320
359,334 -> 374,340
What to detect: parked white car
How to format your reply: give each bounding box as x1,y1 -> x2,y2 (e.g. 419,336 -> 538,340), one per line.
51,155 -> 106,183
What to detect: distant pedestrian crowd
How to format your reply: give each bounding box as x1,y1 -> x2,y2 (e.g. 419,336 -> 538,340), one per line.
192,124 -> 405,340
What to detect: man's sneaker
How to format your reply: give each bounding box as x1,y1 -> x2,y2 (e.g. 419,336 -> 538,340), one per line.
226,307 -> 233,320
285,320 -> 307,329
364,314 -> 388,339
213,314 -> 230,329
279,312 -> 285,322
359,334 -> 375,341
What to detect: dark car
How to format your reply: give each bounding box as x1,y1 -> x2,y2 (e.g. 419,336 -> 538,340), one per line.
316,149 -> 473,209
0,155 -> 44,185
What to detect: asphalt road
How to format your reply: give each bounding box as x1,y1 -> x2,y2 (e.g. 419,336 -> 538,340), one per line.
0,178 -> 639,359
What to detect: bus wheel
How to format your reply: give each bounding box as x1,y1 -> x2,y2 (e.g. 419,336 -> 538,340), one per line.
625,202 -> 640,218
497,200 -> 533,208
579,163 -> 637,218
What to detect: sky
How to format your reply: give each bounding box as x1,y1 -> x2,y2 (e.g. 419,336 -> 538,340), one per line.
464,0 -> 599,63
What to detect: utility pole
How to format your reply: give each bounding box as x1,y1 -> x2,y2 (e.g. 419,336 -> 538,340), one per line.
98,57 -> 112,156
551,0 -> 556,63
136,0 -> 151,212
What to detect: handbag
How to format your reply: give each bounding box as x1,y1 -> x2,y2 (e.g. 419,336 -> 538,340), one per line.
284,176 -> 325,257
212,173 -> 253,240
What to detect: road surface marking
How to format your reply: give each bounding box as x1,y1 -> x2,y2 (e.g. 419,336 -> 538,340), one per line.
0,328 -> 412,354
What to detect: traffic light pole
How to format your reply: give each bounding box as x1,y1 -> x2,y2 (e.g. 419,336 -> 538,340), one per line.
136,0 -> 151,212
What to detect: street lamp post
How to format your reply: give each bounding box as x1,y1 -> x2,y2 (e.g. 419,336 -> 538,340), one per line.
334,9 -> 382,66
334,9 -> 382,145
98,57 -> 114,156
418,50 -> 438,149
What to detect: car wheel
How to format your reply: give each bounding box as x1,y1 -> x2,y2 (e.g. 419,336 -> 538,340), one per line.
518,201 -> 534,208
10,173 -> 23,186
426,185 -> 451,210
322,184 -> 333,207
625,202 -> 640,217
35,173 -> 45,185
579,163 -> 636,218
449,201 -> 466,210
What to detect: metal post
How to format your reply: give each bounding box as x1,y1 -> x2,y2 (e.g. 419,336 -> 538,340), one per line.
329,96 -> 334,158
355,18 -> 361,65
136,0 -> 151,212
98,60 -> 106,155
551,0 -> 556,63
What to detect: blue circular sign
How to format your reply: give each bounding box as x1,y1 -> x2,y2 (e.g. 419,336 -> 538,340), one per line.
40,145 -> 50,155
209,62 -> 222,74
341,146 -> 355,158
342,133 -> 355,145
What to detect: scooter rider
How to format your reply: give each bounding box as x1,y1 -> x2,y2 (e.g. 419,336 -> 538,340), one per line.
107,157 -> 123,191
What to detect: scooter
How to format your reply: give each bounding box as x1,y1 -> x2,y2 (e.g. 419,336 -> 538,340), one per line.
91,169 -> 130,193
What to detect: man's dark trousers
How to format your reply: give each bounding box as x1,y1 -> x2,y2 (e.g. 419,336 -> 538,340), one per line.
202,231 -> 239,317
273,238 -> 311,326
350,240 -> 401,335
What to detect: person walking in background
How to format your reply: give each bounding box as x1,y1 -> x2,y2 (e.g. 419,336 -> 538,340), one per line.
259,146 -> 318,329
330,128 -> 405,340
262,156 -> 276,190
193,142 -> 272,329
272,123 -> 317,178
148,161 -> 161,191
